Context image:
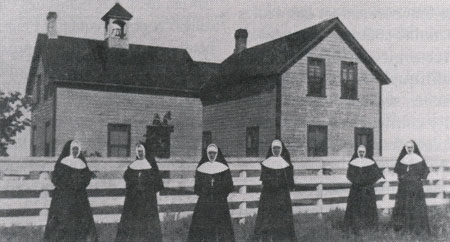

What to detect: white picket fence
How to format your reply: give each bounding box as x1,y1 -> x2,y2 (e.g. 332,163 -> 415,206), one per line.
0,156 -> 449,227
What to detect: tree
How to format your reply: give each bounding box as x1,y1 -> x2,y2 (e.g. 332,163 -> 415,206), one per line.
0,91 -> 33,156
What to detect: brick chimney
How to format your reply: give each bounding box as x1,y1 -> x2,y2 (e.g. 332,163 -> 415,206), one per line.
234,29 -> 248,54
47,12 -> 58,39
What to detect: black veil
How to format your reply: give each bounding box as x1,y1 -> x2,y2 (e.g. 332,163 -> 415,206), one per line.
197,145 -> 228,168
349,145 -> 375,162
264,140 -> 292,166
56,140 -> 87,164
394,140 -> 424,173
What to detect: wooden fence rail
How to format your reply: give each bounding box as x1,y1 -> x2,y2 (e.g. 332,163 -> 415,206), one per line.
0,156 -> 448,227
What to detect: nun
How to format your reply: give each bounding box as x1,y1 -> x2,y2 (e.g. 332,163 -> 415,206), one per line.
43,140 -> 98,242
253,139 -> 296,242
187,144 -> 235,242
392,140 -> 431,235
344,145 -> 384,234
115,143 -> 165,242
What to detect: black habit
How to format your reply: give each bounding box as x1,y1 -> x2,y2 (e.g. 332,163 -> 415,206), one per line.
392,140 -> 431,235
187,147 -> 235,242
43,140 -> 98,242
115,143 -> 165,242
344,152 -> 383,233
253,141 -> 296,242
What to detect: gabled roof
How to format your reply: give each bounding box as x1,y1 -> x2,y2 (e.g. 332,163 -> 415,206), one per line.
26,34 -> 219,97
202,17 -> 391,92
101,3 -> 133,21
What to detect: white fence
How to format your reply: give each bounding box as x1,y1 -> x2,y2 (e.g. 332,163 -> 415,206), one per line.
0,156 -> 449,227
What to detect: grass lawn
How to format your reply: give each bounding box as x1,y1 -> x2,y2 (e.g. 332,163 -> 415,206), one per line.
2,204 -> 450,242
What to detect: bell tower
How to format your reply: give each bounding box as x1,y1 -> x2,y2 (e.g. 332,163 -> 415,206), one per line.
101,3 -> 133,49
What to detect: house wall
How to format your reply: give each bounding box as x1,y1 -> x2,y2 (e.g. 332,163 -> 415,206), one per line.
54,88 -> 203,158
30,57 -> 55,156
281,30 -> 381,157
202,82 -> 277,157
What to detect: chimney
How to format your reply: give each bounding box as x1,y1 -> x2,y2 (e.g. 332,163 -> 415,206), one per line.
47,12 -> 58,39
234,29 -> 248,54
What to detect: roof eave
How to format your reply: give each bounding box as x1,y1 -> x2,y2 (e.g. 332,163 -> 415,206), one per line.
101,14 -> 133,21
26,34 -> 47,95
55,80 -> 199,98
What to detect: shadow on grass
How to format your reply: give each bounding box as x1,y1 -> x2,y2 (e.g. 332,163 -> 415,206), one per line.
2,204 -> 450,242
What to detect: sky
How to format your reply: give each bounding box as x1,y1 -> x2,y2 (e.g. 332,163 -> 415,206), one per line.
1,0 -> 449,158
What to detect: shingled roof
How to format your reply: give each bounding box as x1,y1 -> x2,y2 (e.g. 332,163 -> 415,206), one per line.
101,3 -> 133,21
26,34 -> 219,97
202,17 -> 390,92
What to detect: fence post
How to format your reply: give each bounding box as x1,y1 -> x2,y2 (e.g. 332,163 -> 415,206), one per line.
239,170 -> 247,224
316,163 -> 324,219
39,172 -> 50,221
382,167 -> 390,216
437,160 -> 445,204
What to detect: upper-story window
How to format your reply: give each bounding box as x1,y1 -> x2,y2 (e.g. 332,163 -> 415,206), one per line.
341,61 -> 358,100
44,81 -> 50,101
36,74 -> 42,104
307,57 -> 326,97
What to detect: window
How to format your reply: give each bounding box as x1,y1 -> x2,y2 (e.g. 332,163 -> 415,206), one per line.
355,127 -> 374,157
112,20 -> 126,39
44,84 -> 48,101
146,125 -> 174,158
31,125 -> 37,156
44,122 -> 51,156
341,61 -> 358,99
307,125 -> 328,156
202,131 -> 212,149
307,57 -> 326,97
44,81 -> 51,101
108,124 -> 131,157
36,74 -> 41,104
246,126 -> 259,157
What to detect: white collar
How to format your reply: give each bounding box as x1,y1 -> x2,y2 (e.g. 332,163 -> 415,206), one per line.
349,157 -> 375,167
129,159 -> 152,170
197,161 -> 229,174
61,156 -> 86,169
400,153 -> 423,165
262,156 -> 290,169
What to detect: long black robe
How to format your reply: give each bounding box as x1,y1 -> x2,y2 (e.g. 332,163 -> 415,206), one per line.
253,142 -> 296,242
187,148 -> 235,242
115,167 -> 164,242
344,162 -> 383,233
44,141 -> 97,242
392,160 -> 430,235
